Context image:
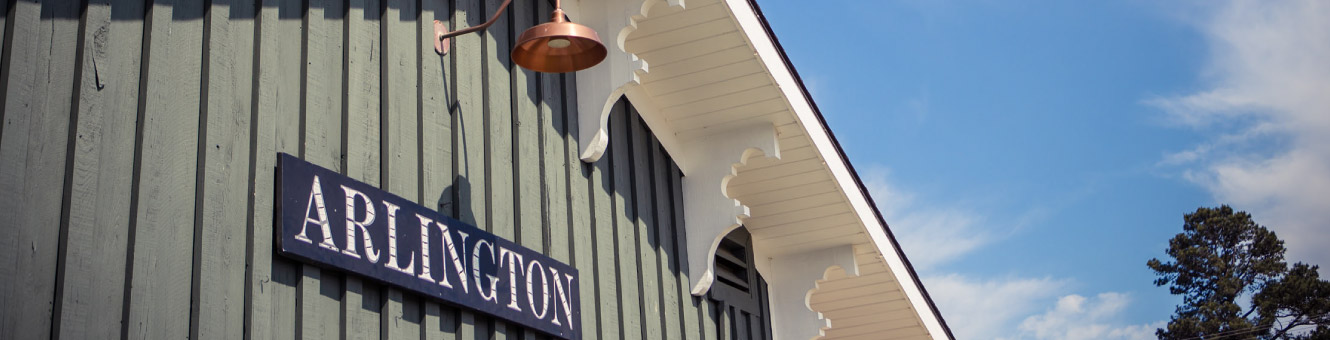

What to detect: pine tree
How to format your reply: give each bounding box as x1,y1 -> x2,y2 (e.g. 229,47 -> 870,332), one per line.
1148,205 -> 1329,340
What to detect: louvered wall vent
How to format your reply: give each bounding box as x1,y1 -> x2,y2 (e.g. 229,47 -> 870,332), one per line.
715,229 -> 752,293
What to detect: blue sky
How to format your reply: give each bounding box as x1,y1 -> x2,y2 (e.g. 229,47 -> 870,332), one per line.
759,1 -> 1330,339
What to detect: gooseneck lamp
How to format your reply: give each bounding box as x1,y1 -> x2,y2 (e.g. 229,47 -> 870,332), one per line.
434,0 -> 607,73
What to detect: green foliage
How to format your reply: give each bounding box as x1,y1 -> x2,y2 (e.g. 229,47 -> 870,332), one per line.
1255,263 -> 1330,339
1148,205 -> 1330,340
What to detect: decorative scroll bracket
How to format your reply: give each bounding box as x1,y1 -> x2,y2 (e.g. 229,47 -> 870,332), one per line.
681,124 -> 780,296
755,245 -> 860,340
561,0 -> 684,162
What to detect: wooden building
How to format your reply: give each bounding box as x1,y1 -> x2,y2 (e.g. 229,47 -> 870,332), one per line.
0,0 -> 954,339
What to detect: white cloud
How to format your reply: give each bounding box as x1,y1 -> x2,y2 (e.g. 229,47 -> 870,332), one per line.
1016,293 -> 1164,340
923,274 -> 1068,340
868,172 -> 1166,338
1152,0 -> 1330,268
926,275 -> 1165,340
862,169 -> 991,269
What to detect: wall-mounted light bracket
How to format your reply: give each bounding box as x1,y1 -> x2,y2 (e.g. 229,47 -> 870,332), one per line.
433,0 -> 606,73
433,0 -> 511,56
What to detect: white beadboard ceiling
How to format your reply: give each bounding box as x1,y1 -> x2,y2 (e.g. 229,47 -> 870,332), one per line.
606,0 -> 952,339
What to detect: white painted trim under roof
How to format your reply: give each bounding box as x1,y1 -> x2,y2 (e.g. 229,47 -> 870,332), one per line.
725,1 -> 954,339
563,0 -> 954,338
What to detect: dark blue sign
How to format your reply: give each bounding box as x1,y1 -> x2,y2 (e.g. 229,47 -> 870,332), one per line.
277,153 -> 581,339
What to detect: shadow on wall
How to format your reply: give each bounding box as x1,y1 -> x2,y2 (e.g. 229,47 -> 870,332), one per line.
439,176 -> 471,225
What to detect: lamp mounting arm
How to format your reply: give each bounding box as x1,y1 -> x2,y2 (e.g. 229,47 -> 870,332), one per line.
433,0 -> 513,55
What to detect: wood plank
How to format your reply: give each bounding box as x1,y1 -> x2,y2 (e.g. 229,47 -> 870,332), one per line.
643,59 -> 762,98
653,73 -> 768,106
344,0 -> 386,338
383,0 -> 419,205
625,3 -> 726,42
660,87 -> 780,120
732,150 -> 818,176
424,302 -> 460,340
483,0 -> 515,338
298,0 -> 348,337
297,268 -> 345,339
726,169 -> 828,198
646,45 -> 754,82
461,309 -> 490,340
712,302 -> 727,340
53,0 -> 144,338
385,289 -> 424,340
758,235 -> 864,257
674,114 -> 789,142
811,273 -> 893,292
561,66 -> 599,340
248,0 -> 303,338
734,180 -> 837,207
749,192 -> 841,216
421,0 -> 454,337
735,309 -> 749,340
454,0 -> 488,336
304,0 -> 346,172
513,14 -> 543,338
699,298 -> 717,340
625,17 -> 737,56
513,0 -> 543,255
591,102 -> 622,340
630,111 -> 663,340
672,112 -> 788,140
733,147 -> 817,174
421,0 -> 452,222
810,287 -> 900,310
483,0 -> 514,241
345,276 -> 385,339
824,312 -> 920,332
741,203 -> 849,230
510,2 -> 542,337
0,0 -> 79,338
535,0 -> 564,263
634,33 -> 746,67
759,279 -> 772,340
610,100 -> 643,340
345,0 -> 382,186
454,0 -> 485,235
652,139 -> 683,340
124,1 -> 205,338
195,0 -> 258,338
671,163 -> 704,340
750,213 -> 857,238
384,0 -> 423,338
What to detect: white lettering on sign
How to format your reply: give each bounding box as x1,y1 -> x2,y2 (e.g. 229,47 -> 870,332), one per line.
438,222 -> 470,293
500,247 -> 526,312
472,239 -> 500,303
550,266 -> 574,327
416,214 -> 437,283
340,185 -> 380,263
526,259 -> 549,320
281,158 -> 580,337
295,176 -> 340,251
383,201 -> 416,275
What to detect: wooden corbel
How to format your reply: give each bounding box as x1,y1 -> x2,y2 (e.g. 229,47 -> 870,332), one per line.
755,245 -> 861,340
680,124 -> 780,296
559,0 -> 685,162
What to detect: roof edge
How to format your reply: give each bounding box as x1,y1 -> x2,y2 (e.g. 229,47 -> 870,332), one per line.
739,1 -> 956,338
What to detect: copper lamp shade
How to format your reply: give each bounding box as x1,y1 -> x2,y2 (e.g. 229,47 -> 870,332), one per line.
512,10 -> 607,73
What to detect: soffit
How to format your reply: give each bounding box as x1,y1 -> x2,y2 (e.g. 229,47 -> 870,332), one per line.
611,0 -> 949,339
627,0 -> 865,257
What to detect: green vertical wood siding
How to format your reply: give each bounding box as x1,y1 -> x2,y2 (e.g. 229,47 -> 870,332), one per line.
0,1 -> 720,339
